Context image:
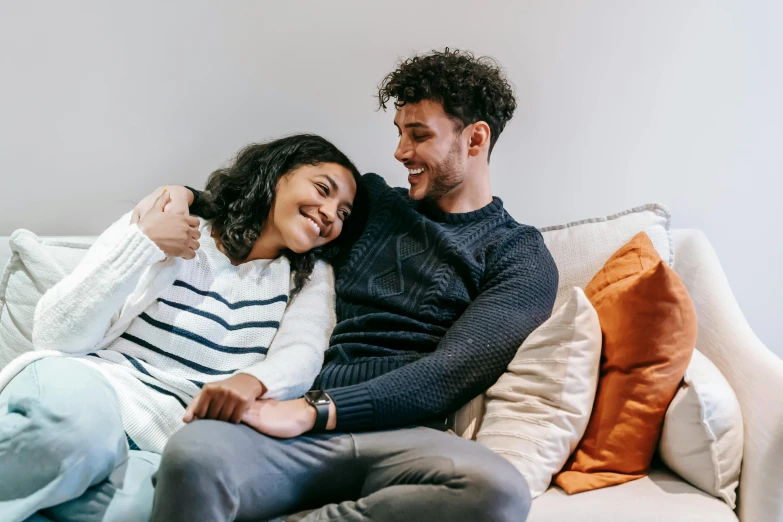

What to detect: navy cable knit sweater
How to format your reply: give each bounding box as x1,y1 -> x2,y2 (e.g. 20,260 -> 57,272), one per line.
190,173 -> 558,432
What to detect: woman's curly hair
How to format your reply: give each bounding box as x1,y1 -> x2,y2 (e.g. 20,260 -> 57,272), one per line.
377,48 -> 517,159
200,134 -> 364,295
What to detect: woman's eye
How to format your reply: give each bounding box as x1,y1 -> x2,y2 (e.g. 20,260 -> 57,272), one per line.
339,209 -> 350,220
317,183 -> 329,195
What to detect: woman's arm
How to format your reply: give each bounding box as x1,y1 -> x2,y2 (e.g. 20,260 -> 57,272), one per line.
33,193 -> 200,353
236,260 -> 336,400
33,214 -> 165,353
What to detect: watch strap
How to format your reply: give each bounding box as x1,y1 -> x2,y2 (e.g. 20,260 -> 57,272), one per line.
306,393 -> 331,432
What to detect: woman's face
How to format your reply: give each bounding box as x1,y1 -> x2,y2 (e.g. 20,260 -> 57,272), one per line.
268,163 -> 357,254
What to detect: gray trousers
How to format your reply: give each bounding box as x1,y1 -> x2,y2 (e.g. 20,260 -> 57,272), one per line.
151,420 -> 531,522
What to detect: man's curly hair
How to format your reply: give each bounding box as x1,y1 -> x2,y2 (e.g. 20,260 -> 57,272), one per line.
378,48 -> 517,159
199,134 -> 364,295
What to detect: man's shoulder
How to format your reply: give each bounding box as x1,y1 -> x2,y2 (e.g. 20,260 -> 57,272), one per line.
362,172 -> 411,206
483,220 -> 553,267
361,173 -> 409,198
486,218 -> 544,249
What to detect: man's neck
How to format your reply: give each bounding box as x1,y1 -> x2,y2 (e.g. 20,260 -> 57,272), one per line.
435,166 -> 493,214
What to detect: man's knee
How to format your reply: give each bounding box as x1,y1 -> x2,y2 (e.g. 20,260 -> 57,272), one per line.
456,452 -> 531,521
157,421 -> 228,480
155,420 -> 255,493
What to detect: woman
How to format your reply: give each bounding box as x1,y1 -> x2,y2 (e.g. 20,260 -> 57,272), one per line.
0,134 -> 361,522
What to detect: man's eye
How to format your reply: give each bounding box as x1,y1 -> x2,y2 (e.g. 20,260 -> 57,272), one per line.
412,134 -> 428,142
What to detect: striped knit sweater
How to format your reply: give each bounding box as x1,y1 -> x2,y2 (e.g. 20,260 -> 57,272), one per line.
23,213 -> 335,453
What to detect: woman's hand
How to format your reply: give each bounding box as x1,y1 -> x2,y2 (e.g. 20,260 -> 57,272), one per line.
138,190 -> 201,259
131,185 -> 193,223
183,373 -> 267,424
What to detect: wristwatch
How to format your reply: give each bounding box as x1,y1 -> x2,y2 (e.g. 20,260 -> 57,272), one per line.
304,390 -> 332,432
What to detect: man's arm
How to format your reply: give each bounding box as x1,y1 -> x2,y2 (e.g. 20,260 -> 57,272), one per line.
325,227 -> 559,432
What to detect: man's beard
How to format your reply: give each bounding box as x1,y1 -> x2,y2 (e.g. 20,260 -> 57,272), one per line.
422,140 -> 465,203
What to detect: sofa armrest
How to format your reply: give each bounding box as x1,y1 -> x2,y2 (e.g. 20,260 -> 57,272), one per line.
672,229 -> 783,522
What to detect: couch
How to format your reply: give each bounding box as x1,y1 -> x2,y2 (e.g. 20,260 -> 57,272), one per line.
1,222 -> 781,522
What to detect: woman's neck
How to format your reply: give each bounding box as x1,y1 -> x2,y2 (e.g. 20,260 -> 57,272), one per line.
211,228 -> 281,265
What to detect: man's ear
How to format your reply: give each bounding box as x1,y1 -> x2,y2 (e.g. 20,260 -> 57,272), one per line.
466,121 -> 491,158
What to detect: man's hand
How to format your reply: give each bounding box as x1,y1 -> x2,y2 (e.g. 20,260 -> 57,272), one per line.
131,185 -> 193,223
183,373 -> 267,424
241,397 -> 337,438
138,190 -> 201,259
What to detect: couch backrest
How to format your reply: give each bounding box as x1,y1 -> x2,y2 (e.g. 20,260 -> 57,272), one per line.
0,236 -> 94,270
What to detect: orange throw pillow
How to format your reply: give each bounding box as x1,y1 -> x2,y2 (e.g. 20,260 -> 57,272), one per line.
554,231 -> 697,494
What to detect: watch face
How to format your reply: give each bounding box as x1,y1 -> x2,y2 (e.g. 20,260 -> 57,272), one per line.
306,390 -> 331,406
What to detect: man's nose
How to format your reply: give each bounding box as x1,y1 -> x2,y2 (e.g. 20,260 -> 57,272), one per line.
394,138 -> 413,163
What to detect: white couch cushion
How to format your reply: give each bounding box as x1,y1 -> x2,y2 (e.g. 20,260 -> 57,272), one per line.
540,203 -> 672,310
530,468 -> 738,522
0,231 -> 91,368
659,349 -> 743,508
476,287 -> 601,498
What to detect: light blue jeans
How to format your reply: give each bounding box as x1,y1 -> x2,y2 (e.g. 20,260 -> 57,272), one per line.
0,357 -> 159,522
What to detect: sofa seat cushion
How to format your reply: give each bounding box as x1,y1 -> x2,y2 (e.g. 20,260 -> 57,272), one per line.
529,468 -> 738,522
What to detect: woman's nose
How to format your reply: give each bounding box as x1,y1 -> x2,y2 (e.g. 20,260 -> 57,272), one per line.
319,204 -> 336,224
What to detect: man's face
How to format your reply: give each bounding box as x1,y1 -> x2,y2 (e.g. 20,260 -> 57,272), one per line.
393,100 -> 468,202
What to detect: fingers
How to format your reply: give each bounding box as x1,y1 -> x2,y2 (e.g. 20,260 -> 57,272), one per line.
220,402 -> 239,423
206,395 -> 224,420
154,190 -> 170,211
193,393 -> 210,421
190,228 -> 201,240
130,209 -> 140,225
229,402 -> 246,424
183,393 -> 201,423
186,216 -> 200,228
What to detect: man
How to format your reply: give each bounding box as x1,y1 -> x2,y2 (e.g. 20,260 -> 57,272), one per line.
147,49 -> 558,521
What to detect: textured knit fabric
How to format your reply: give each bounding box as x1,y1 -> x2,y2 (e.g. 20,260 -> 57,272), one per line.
196,173 -> 559,432
78,226 -> 292,453
0,213 -> 336,453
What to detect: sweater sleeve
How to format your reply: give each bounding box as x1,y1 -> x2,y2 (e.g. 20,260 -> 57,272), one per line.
326,227 -> 559,432
32,212 -> 166,353
236,260 -> 336,400
186,187 -> 212,218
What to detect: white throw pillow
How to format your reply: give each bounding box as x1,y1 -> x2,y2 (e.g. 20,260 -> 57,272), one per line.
475,287 -> 602,498
540,203 -> 672,310
0,230 -> 91,369
659,349 -> 743,508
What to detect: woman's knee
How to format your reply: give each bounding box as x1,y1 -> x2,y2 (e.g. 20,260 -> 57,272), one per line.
3,359 -> 125,473
0,400 -> 124,500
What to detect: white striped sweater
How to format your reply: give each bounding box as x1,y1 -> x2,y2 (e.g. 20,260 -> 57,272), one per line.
23,213 -> 335,453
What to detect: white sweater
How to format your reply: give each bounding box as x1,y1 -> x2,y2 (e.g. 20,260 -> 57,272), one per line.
1,212 -> 335,453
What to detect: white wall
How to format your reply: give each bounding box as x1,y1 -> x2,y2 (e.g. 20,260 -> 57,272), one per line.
1,1 -> 780,355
